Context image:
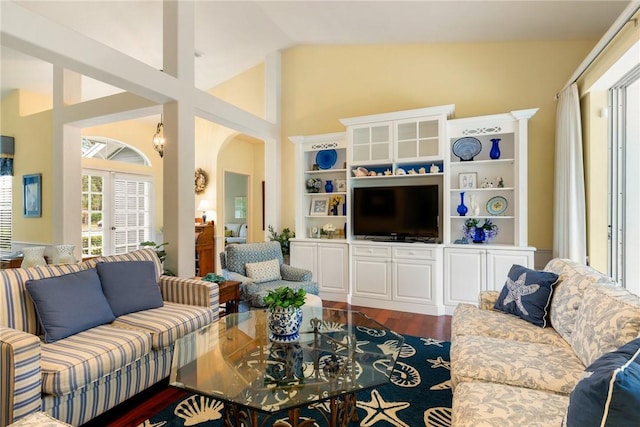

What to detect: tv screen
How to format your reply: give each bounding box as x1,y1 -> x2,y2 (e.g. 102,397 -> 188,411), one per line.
352,185 -> 439,240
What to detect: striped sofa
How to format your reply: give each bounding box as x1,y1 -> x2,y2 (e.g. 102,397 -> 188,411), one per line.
0,249 -> 219,427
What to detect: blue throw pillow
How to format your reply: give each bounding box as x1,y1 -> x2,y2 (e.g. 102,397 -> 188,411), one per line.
26,268 -> 115,343
494,264 -> 559,327
564,338 -> 640,427
96,260 -> 163,316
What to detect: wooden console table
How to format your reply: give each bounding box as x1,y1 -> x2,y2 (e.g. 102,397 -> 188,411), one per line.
218,280 -> 241,316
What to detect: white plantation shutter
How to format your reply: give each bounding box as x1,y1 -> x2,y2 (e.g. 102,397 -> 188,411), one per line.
0,176 -> 12,255
113,177 -> 152,255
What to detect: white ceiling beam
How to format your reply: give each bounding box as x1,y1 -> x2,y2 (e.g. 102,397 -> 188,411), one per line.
1,1 -> 179,104
59,92 -> 160,127
194,88 -> 279,140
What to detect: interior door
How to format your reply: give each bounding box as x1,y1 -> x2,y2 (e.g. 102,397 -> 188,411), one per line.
82,170 -> 154,256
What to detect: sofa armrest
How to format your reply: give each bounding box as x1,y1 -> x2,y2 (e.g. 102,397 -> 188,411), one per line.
0,327 -> 42,426
158,275 -> 219,311
222,270 -> 254,285
479,291 -> 500,310
281,264 -> 312,282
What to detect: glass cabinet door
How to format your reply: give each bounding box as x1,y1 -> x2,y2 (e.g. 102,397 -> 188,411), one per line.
395,117 -> 441,161
351,122 -> 392,164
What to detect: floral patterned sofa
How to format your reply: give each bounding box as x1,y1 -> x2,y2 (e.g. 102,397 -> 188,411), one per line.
450,258 -> 640,426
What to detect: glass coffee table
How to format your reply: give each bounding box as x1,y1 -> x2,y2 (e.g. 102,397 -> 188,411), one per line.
169,308 -> 404,427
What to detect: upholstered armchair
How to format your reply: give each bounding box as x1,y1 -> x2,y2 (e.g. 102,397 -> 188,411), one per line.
220,241 -> 319,307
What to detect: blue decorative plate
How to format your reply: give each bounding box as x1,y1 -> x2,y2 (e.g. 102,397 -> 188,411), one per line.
487,196 -> 508,215
316,149 -> 337,170
452,137 -> 482,161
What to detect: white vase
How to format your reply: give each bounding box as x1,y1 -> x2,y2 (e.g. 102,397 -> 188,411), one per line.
21,246 -> 47,268
52,244 -> 77,264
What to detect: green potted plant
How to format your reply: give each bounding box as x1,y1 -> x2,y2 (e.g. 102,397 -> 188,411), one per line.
268,225 -> 295,262
263,286 -> 306,343
463,218 -> 498,243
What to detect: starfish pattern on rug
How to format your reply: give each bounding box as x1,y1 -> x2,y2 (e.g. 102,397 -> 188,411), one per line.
502,272 -> 539,315
421,337 -> 444,347
428,356 -> 450,370
357,388 -> 411,427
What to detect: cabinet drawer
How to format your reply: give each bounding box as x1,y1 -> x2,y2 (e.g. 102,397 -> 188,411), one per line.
351,245 -> 392,258
393,247 -> 436,260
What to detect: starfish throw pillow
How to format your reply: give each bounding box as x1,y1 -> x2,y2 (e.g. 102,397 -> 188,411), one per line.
494,264 -> 559,327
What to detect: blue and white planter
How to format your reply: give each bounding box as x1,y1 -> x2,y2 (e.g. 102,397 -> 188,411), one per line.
268,306 -> 303,343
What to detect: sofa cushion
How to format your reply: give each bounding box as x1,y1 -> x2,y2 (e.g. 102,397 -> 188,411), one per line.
451,335 -> 584,395
494,264 -> 559,327
25,268 -> 116,343
451,303 -> 568,347
570,283 -> 640,367
564,338 -> 640,427
245,258 -> 281,283
40,324 -> 151,396
111,302 -> 215,349
452,382 -> 569,427
545,258 -> 615,343
1,263 -> 84,335
96,260 -> 163,316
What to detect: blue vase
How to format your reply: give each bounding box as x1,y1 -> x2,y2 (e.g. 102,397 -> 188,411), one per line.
473,227 -> 486,244
489,138 -> 501,160
457,192 -> 468,216
342,202 -> 347,216
325,180 -> 334,193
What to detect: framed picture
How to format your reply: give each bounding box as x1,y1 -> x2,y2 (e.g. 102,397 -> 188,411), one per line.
310,196 -> 329,216
23,173 -> 42,217
335,179 -> 347,192
458,172 -> 477,189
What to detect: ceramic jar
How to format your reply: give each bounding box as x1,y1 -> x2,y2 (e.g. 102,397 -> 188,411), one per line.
52,244 -> 77,264
21,246 -> 47,268
268,307 -> 303,343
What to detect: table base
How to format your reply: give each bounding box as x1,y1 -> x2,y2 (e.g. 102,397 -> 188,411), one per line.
223,392 -> 358,427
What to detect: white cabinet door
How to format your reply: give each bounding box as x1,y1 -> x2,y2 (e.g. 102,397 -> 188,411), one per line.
393,258 -> 435,303
395,116 -> 442,161
290,242 -> 318,280
444,247 -> 485,306
486,249 -> 535,291
318,243 -> 349,295
352,256 -> 391,299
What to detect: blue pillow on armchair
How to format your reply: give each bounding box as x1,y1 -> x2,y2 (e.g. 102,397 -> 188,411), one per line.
564,338 -> 640,427
96,260 -> 163,316
494,264 -> 559,327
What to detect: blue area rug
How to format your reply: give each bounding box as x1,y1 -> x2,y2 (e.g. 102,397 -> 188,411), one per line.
139,334 -> 451,426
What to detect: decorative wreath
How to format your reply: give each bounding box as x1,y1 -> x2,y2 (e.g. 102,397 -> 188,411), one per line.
194,168 -> 208,194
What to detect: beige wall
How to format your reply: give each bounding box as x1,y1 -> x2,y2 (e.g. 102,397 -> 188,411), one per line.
217,134 -> 265,243
578,9 -> 640,270
279,41 -> 595,250
1,90 -> 54,244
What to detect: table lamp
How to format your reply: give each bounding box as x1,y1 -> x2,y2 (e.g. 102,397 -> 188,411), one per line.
197,200 -> 214,224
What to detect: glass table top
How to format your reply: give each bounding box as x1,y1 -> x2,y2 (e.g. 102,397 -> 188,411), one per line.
169,307 -> 404,413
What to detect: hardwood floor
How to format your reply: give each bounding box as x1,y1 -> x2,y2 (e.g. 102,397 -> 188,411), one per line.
322,300 -> 451,340
81,302 -> 451,426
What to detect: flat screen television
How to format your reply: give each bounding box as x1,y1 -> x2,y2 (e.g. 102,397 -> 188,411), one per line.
352,184 -> 439,241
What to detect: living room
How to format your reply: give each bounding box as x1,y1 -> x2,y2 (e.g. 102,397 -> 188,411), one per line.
2,1 -> 640,426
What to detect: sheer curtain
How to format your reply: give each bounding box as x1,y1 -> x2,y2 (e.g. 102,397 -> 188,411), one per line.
553,83 -> 587,262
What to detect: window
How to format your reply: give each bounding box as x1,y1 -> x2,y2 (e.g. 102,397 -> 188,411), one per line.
0,175 -> 12,256
609,64 -> 640,295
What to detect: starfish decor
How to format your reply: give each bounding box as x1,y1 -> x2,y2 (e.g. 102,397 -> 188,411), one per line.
502,272 -> 540,315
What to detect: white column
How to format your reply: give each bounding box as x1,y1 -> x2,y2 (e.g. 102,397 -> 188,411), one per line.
52,67 -> 82,259
162,0 -> 196,276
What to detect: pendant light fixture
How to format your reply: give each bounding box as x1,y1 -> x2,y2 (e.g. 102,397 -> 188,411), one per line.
152,115 -> 165,158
